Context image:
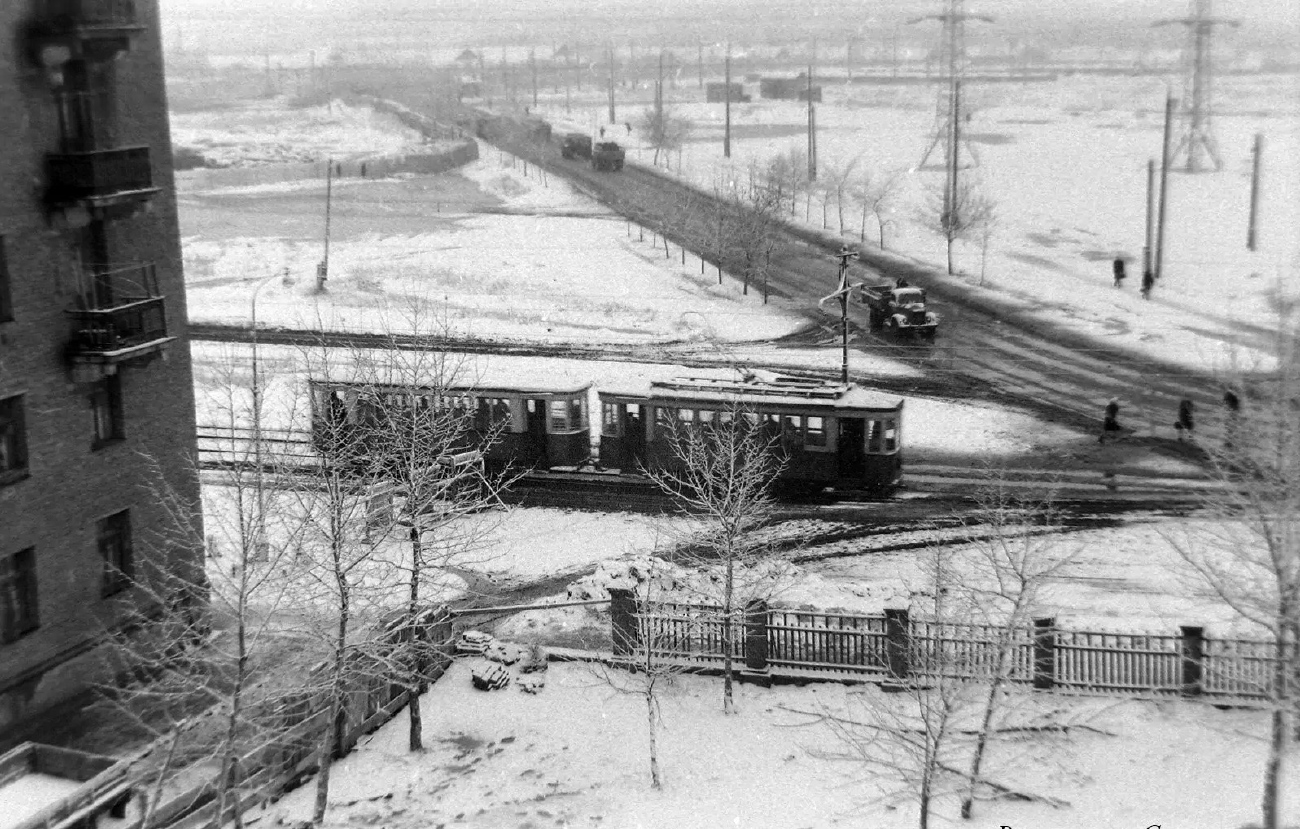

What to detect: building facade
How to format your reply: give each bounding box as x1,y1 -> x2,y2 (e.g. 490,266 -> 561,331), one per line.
0,0 -> 202,740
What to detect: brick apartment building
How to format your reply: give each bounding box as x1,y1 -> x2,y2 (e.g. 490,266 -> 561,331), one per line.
0,0 -> 202,740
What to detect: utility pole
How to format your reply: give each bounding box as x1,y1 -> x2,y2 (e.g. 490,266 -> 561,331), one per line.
1155,93 -> 1176,281
657,49 -> 665,120
318,159 -> 332,291
819,246 -> 861,385
607,43 -> 616,124
807,62 -> 816,181
530,49 -> 538,109
950,78 -> 962,217
724,43 -> 732,158
1143,158 -> 1156,278
698,41 -> 704,88
911,0 -> 993,169
1247,133 -> 1262,250
846,36 -> 854,83
1154,0 -> 1240,172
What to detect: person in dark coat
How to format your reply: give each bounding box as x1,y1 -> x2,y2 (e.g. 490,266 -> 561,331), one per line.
1112,257 -> 1127,288
1174,398 -> 1195,440
1223,389 -> 1241,448
1099,399 -> 1122,443
1141,269 -> 1154,299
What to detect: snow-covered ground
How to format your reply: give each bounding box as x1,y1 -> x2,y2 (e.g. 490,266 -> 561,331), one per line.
252,660 -> 1296,829
533,71 -> 1300,374
171,97 -> 438,167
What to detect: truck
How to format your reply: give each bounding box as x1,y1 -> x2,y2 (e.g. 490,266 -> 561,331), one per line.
860,284 -> 939,339
560,132 -> 592,160
591,141 -> 625,171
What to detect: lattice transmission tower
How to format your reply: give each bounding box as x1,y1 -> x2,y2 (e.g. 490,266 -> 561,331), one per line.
909,0 -> 993,170
1154,0 -> 1239,172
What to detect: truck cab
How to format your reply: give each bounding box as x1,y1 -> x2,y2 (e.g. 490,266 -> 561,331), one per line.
560,133 -> 592,160
592,141 -> 625,171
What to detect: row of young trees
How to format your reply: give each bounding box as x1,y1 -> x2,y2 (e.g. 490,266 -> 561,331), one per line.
99,323 -> 512,829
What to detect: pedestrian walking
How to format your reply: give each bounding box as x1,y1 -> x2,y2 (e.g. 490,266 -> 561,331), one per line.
1099,398 -> 1122,443
1112,257 -> 1127,288
1223,389 -> 1241,448
1174,398 -> 1195,440
1141,269 -> 1154,300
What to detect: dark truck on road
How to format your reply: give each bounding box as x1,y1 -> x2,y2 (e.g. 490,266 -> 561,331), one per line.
860,284 -> 939,338
591,141 -> 625,171
560,133 -> 592,160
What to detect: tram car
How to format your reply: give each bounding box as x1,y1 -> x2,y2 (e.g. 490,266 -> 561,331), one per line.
310,379 -> 592,473
598,374 -> 904,494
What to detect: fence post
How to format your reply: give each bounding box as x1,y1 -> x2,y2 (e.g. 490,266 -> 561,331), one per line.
884,608 -> 910,687
609,588 -> 639,657
1180,626 -> 1205,697
744,599 -> 768,672
1033,617 -> 1056,690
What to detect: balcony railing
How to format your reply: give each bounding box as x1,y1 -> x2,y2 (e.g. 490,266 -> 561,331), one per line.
46,146 -> 155,208
69,296 -> 169,357
67,263 -> 171,362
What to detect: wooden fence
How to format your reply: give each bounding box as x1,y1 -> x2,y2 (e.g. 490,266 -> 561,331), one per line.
610,590 -> 1284,701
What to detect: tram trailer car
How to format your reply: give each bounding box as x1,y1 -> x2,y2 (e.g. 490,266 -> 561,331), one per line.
311,380 -> 592,473
599,375 -> 903,494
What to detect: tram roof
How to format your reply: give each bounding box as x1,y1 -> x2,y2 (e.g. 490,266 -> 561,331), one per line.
600,374 -> 903,412
311,377 -> 593,398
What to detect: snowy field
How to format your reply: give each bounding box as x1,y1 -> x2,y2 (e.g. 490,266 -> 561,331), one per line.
532,71 -> 1300,374
170,97 -> 438,167
252,661 -> 1296,829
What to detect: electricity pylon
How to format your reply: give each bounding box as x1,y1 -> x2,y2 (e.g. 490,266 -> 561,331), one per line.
1154,0 -> 1239,172
909,0 -> 993,171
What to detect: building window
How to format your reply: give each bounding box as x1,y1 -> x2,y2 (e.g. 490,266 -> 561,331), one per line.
98,510 -> 133,596
0,236 -> 12,323
91,375 -> 124,448
0,394 -> 27,483
0,547 -> 39,643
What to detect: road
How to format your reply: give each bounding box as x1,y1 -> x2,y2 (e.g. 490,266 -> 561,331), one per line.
465,111 -> 1258,444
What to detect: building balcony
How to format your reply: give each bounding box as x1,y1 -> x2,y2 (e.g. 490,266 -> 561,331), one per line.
67,264 -> 173,376
46,146 -> 158,215
34,0 -> 144,62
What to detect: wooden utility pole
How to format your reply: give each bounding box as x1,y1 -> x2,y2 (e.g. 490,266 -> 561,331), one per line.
807,62 -> 817,181
846,36 -> 854,83
530,49 -> 538,108
657,49 -> 665,119
950,78 -> 962,212
1143,158 -> 1156,278
820,246 -> 860,385
318,159 -> 333,290
724,44 -> 732,158
698,42 -> 704,88
607,44 -> 616,123
1247,132 -> 1262,250
1155,93 -> 1176,280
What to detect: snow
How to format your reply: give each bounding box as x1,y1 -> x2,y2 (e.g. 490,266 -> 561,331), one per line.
0,774 -> 82,829
533,71 -> 1300,374
250,660 -> 1298,829
170,97 -> 435,167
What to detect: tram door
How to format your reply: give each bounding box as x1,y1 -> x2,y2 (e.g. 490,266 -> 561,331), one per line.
623,403 -> 647,469
837,417 -> 867,480
526,398 -> 548,466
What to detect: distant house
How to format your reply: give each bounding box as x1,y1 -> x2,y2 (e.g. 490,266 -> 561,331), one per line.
761,75 -> 821,102
705,82 -> 750,103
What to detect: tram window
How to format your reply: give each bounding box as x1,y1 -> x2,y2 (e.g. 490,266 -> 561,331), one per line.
781,415 -> 801,433
805,416 -> 826,447
717,410 -> 734,424
678,408 -> 695,423
549,400 -> 569,431
527,399 -> 537,414
570,397 -> 586,428
742,412 -> 759,425
867,420 -> 885,453
699,409 -> 715,424
655,407 -> 675,428
884,418 -> 898,452
602,402 -> 622,435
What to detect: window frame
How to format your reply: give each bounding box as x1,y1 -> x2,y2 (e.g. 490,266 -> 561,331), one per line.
90,374 -> 125,449
0,394 -> 29,485
0,547 -> 39,643
97,510 -> 133,597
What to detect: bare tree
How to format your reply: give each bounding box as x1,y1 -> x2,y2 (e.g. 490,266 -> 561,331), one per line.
638,106 -> 692,168
922,178 -> 996,276
953,474 -> 1076,820
1167,301 -> 1300,829
823,157 -> 860,235
645,400 -> 787,714
976,203 -> 999,287
851,167 -> 903,250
